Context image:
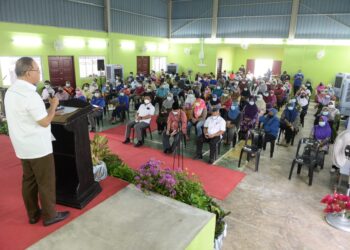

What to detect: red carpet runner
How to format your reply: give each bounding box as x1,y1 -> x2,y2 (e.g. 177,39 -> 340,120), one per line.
0,135 -> 128,250
104,134 -> 246,201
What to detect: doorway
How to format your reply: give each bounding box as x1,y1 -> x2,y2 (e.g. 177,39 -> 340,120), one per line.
216,58 -> 223,79
137,56 -> 150,76
48,56 -> 76,88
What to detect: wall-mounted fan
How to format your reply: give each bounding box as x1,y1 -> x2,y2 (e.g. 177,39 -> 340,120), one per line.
326,129 -> 350,232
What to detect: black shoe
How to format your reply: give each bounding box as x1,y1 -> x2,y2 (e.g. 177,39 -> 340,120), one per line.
90,128 -> 96,132
43,211 -> 70,227
193,155 -> 203,160
134,141 -> 143,147
123,138 -> 130,144
163,148 -> 169,154
208,159 -> 214,164
29,210 -> 41,224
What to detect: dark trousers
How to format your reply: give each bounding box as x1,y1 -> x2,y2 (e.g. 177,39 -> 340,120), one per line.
125,120 -> 149,141
293,85 -> 300,95
196,135 -> 221,161
162,131 -> 181,152
21,154 -> 56,221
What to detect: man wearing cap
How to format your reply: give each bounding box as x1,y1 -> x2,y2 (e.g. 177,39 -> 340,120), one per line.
162,102 -> 187,154
259,108 -> 280,156
123,95 -> 155,147
194,107 -> 226,164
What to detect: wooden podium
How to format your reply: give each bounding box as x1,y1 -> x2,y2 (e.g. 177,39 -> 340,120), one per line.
51,99 -> 101,209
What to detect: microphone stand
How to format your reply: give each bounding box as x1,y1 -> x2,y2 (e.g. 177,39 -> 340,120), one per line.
172,117 -> 185,171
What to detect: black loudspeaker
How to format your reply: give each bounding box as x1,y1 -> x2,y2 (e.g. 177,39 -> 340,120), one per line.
97,59 -> 105,71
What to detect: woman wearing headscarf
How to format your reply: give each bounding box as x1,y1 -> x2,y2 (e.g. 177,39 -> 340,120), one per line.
255,94 -> 266,117
187,92 -> 207,139
274,83 -> 286,111
259,108 -> 280,154
311,115 -> 331,152
212,85 -> 223,98
239,97 -> 259,140
220,90 -> 232,119
156,93 -> 174,134
203,86 -> 211,101
279,103 -> 299,146
225,101 -> 241,145
297,91 -> 309,127
250,81 -> 259,96
321,102 -> 340,143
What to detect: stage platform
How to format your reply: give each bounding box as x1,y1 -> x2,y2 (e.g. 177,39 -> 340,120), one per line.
28,185 -> 216,250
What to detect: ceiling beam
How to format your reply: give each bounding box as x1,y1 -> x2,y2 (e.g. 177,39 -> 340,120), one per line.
288,0 -> 300,39
211,0 -> 219,38
168,0 -> 172,38
104,0 -> 111,33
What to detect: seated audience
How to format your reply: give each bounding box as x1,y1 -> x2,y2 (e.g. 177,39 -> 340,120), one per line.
110,92 -> 129,123
41,80 -> 55,100
187,92 -> 207,139
239,97 -> 259,139
194,107 -> 226,164
55,86 -> 69,101
63,81 -> 75,98
259,108 -> 280,148
225,101 -> 241,145
123,95 -> 155,147
279,103 -> 299,146
88,90 -> 106,132
162,102 -> 187,154
156,94 -> 174,134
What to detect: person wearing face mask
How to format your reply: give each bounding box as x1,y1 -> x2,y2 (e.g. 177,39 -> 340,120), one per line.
55,86 -> 69,101
305,80 -> 313,94
311,116 -> 331,152
123,95 -> 155,147
239,97 -> 259,140
225,101 -> 241,145
255,94 -> 266,117
156,94 -> 174,134
297,91 -> 309,127
41,80 -> 55,100
184,90 -> 196,118
82,83 -> 92,101
155,84 -> 169,113
170,84 -> 181,99
220,91 -> 232,119
133,82 -> 145,110
250,81 -> 259,96
279,103 -> 299,146
194,108 -> 226,164
162,102 -> 187,154
321,102 -> 340,143
208,94 -> 221,114
74,87 -> 87,102
110,91 -> 129,123
212,85 -> 223,98
121,84 -> 131,96
259,108 -> 280,156
293,70 -> 304,95
187,92 -> 207,139
63,81 -> 74,98
88,90 -> 106,132
274,83 -> 286,111
89,79 -> 98,94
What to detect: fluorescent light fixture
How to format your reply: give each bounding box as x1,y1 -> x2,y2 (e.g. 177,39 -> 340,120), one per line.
88,39 -> 107,49
204,38 -> 222,44
145,43 -> 157,52
12,35 -> 42,47
158,43 -> 169,52
120,40 -> 135,50
63,38 -> 85,48
170,38 -> 200,44
224,38 -> 284,45
287,39 -> 350,46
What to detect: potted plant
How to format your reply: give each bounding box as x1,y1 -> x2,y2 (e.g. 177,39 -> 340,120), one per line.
90,134 -> 111,182
0,118 -> 8,135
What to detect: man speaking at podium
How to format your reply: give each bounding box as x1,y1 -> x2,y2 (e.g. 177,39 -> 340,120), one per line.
5,57 -> 69,226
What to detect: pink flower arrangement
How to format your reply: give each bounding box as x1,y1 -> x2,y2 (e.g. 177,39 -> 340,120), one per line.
321,191 -> 350,213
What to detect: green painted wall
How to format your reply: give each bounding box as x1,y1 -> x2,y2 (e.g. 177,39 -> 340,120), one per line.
1,21 -> 350,90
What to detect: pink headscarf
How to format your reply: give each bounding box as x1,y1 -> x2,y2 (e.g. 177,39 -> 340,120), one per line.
193,98 -> 206,118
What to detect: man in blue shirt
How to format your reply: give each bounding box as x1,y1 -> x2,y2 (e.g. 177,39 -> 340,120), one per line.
293,70 -> 304,95
88,90 -> 106,132
155,84 -> 169,113
110,92 -> 129,123
259,108 -> 280,158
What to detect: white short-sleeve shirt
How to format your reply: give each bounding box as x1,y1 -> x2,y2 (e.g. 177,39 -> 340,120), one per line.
137,103 -> 155,124
5,79 -> 53,159
204,115 -> 226,137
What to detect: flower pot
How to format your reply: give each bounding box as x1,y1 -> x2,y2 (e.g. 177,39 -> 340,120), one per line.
93,161 -> 107,182
214,222 -> 227,250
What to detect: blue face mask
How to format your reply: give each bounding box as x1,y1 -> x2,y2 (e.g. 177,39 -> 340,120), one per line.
231,105 -> 236,110
288,107 -> 293,111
